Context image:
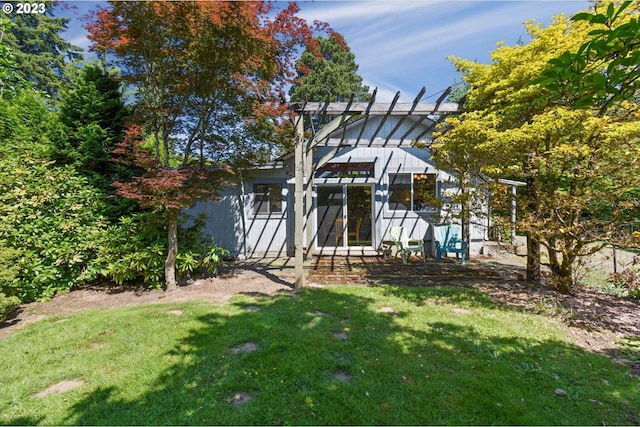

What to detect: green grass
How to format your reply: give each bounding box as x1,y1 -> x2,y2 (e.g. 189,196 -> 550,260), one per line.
1,285 -> 638,425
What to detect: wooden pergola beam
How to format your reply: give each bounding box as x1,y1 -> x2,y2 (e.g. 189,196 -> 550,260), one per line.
289,101 -> 460,115
355,87 -> 377,145
385,86 -> 426,143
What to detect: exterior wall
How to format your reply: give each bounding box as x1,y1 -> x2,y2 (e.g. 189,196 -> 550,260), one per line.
187,115 -> 489,258
313,146 -> 486,256
187,168 -> 290,259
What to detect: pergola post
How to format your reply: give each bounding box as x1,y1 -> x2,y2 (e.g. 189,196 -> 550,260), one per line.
511,184 -> 517,245
305,144 -> 314,260
294,114 -> 305,288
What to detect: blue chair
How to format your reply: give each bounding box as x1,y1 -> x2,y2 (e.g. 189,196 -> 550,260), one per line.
434,225 -> 467,264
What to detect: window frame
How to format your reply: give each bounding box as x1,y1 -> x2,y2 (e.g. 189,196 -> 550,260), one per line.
387,172 -> 439,213
252,183 -> 283,216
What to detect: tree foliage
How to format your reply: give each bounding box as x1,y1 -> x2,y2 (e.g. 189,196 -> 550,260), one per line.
534,1 -> 640,112
289,33 -> 371,103
433,10 -> 640,293
0,17 -> 21,99
0,89 -> 228,302
3,1 -> 82,97
0,91 -> 108,301
289,33 -> 371,131
50,64 -> 136,221
87,1 -> 329,290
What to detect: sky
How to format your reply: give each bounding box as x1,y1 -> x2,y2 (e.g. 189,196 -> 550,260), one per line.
60,0 -> 592,102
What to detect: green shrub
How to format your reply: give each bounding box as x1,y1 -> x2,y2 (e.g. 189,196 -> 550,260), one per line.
0,246 -> 21,293
0,156 -> 108,301
85,211 -> 228,288
0,246 -> 22,319
0,293 -> 20,323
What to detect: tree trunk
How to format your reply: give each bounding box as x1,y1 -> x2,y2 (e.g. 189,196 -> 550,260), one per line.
461,191 -> 471,261
526,234 -> 541,285
548,245 -> 575,294
165,207 -> 179,292
549,261 -> 573,293
525,174 -> 541,285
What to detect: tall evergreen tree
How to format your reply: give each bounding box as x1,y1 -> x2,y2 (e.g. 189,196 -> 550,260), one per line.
3,1 -> 82,97
50,64 -> 135,220
289,33 -> 371,104
52,65 -> 127,180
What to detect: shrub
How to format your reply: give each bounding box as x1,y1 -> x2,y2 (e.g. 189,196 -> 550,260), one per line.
85,211 -> 228,288
609,264 -> 640,300
0,246 -> 21,293
0,292 -> 20,323
0,156 -> 108,302
0,246 -> 22,320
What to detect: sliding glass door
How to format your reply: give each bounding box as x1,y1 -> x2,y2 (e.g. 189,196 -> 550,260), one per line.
316,185 -> 372,248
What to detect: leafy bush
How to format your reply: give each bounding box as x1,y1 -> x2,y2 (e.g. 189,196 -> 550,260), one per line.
608,260 -> 640,300
0,246 -> 21,293
0,156 -> 108,302
0,293 -> 20,323
85,211 -> 228,288
0,246 -> 21,320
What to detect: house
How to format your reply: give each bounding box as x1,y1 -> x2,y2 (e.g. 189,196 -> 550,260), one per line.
188,95 -> 493,260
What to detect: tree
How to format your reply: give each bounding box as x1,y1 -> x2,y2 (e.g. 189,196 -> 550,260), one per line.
289,33 -> 370,103
0,17 -> 21,99
289,34 -> 371,131
534,1 -> 640,113
3,1 -> 82,97
433,10 -> 640,293
50,64 -> 135,220
87,1 -> 327,291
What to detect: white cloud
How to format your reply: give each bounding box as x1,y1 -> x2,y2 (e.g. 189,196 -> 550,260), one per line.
297,1 -> 589,100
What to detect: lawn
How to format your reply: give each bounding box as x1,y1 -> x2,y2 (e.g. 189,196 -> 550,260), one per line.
1,284 -> 638,425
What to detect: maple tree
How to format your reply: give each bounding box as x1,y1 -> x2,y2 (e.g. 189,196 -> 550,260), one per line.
534,1 -> 640,113
433,9 -> 640,293
87,1 -> 328,290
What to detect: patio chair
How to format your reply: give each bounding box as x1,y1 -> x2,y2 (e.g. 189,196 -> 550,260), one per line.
434,225 -> 467,264
389,226 -> 426,264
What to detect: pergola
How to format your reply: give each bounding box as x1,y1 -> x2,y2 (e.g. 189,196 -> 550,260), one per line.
288,87 -> 463,288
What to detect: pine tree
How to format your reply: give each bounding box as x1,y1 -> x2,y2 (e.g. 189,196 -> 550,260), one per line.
4,1 -> 82,97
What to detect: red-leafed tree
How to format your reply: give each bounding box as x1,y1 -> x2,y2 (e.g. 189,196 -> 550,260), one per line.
87,1 -> 328,290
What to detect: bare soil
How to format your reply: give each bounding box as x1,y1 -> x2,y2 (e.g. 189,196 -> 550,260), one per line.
2,255 -> 639,368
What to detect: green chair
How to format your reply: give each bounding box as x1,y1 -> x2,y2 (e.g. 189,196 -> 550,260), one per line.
390,226 -> 426,264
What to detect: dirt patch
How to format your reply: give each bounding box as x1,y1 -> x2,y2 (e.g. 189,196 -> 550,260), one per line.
34,379 -> 84,398
167,310 -> 183,316
0,266 -> 293,340
231,392 -> 253,406
231,342 -> 258,354
332,332 -> 349,340
333,372 -> 352,382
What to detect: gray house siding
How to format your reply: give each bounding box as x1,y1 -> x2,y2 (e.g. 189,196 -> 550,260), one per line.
187,115 -> 489,258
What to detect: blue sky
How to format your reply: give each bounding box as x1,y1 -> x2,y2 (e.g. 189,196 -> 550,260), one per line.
61,0 -> 592,102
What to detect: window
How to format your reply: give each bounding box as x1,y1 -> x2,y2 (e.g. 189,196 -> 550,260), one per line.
315,162 -> 374,179
253,184 -> 282,215
388,173 -> 438,212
